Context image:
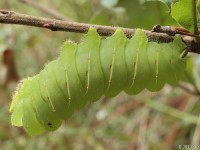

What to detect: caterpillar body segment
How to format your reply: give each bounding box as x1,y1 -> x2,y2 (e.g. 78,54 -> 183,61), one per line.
125,30 -> 151,94
55,42 -> 85,110
11,80 -> 27,126
39,61 -> 73,119
159,43 -> 176,86
30,76 -> 62,132
76,29 -> 105,102
100,29 -> 128,97
22,86 -> 46,135
10,28 -> 186,135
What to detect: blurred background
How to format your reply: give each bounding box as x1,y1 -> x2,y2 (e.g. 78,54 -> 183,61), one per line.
0,0 -> 200,150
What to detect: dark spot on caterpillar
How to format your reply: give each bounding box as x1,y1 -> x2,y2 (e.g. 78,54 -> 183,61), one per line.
65,82 -> 68,88
133,61 -> 136,68
154,59 -> 157,65
169,59 -> 172,64
86,70 -> 88,75
47,122 -> 53,128
47,96 -> 50,101
109,64 -> 112,70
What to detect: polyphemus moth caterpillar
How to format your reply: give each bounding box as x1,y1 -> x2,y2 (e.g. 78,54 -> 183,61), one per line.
10,28 -> 186,136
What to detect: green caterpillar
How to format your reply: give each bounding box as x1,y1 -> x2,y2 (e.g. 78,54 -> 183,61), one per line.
10,28 -> 186,136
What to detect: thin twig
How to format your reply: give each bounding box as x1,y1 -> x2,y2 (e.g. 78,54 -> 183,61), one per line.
184,72 -> 200,95
18,0 -> 72,21
178,83 -> 200,97
152,25 -> 200,38
0,10 -> 200,54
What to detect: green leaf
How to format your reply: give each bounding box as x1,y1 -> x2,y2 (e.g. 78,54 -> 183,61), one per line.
117,0 -> 177,29
171,0 -> 198,33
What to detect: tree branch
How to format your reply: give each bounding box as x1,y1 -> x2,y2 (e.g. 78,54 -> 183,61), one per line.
0,10 -> 200,54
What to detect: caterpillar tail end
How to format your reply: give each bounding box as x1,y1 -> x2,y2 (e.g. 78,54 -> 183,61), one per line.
10,80 -> 24,113
10,78 -> 48,136
10,79 -> 28,127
